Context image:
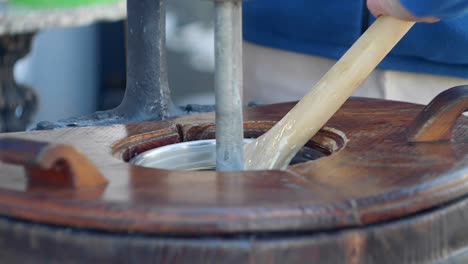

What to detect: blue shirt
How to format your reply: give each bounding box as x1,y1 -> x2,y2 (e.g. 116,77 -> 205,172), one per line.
243,0 -> 468,78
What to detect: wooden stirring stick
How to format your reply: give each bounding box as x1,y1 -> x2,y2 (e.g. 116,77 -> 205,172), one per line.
244,16 -> 415,170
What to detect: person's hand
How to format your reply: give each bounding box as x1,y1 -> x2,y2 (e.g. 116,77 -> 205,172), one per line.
367,0 -> 439,22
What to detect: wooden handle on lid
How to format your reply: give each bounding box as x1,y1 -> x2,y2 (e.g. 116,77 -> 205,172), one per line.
0,137 -> 107,188
245,16 -> 415,170
408,85 -> 468,142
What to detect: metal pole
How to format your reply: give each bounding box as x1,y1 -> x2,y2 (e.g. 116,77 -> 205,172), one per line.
214,0 -> 244,171
123,0 -> 173,120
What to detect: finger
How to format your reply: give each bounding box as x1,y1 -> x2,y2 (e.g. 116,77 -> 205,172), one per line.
367,0 -> 439,23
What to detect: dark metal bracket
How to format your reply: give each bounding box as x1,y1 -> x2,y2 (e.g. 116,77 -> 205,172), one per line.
36,0 -> 174,130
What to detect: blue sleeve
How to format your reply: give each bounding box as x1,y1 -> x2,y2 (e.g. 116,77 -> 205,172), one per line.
400,0 -> 468,19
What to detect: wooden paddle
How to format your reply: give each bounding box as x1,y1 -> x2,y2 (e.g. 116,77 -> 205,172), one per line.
244,16 -> 415,170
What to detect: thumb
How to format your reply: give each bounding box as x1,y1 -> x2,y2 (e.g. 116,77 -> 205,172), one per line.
367,0 -> 439,22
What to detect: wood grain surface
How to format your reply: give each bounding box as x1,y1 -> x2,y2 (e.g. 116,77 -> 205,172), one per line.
0,97 -> 466,237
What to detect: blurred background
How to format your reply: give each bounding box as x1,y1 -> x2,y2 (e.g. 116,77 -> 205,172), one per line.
13,0 -> 215,128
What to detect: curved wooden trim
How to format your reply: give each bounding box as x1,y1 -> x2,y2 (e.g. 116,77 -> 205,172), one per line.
0,138 -> 107,189
408,85 -> 468,142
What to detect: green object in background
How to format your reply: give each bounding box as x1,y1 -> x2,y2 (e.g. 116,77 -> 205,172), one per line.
10,0 -> 119,8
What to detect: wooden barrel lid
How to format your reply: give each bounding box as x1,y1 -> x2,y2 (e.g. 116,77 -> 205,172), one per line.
0,91 -> 466,235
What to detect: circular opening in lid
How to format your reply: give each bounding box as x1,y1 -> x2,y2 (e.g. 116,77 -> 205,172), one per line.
130,139 -> 327,170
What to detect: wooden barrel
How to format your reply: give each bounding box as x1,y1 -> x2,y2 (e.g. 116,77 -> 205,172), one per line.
0,86 -> 466,263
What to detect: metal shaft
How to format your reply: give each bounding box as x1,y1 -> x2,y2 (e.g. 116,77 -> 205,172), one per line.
214,0 -> 244,171
123,0 -> 172,120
